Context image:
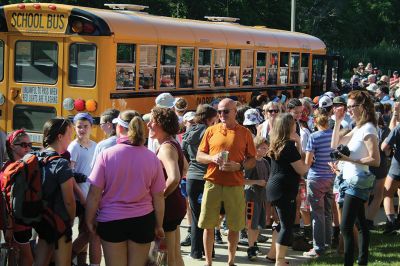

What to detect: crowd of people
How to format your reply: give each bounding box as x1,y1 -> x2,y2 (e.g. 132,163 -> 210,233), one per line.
0,68 -> 400,266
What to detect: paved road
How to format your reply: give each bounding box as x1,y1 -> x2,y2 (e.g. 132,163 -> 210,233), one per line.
73,208 -> 388,265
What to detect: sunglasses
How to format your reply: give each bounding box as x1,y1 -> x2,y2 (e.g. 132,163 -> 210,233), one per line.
217,109 -> 231,115
265,109 -> 279,114
14,142 -> 32,148
347,104 -> 360,110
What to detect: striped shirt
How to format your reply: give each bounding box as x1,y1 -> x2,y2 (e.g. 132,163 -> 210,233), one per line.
306,129 -> 334,180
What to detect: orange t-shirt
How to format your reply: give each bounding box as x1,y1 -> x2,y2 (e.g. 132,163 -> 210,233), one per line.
198,123 -> 256,186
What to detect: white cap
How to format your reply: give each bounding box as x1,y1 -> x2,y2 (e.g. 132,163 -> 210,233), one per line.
324,91 -> 335,99
318,96 -> 333,108
366,83 -> 378,93
183,111 -> 196,122
112,116 -> 129,128
243,108 -> 263,126
155,93 -> 178,108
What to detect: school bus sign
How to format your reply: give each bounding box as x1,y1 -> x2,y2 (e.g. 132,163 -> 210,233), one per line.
7,12 -> 68,33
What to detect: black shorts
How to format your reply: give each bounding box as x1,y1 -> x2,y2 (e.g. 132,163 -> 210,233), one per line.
13,229 -> 32,244
163,217 -> 184,232
34,219 -> 72,245
97,211 -> 155,243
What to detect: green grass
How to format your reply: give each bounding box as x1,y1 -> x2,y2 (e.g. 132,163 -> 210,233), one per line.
304,227 -> 400,266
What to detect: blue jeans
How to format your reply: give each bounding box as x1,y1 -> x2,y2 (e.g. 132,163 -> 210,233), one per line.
307,178 -> 334,253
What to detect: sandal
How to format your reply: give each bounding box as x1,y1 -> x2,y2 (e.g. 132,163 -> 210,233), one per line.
266,256 -> 276,263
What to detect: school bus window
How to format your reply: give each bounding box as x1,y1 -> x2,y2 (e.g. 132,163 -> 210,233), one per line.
228,49 -> 240,86
290,53 -> 300,84
15,41 -> 58,84
213,49 -> 226,87
268,52 -> 278,85
301,53 -> 309,83
0,41 -> 3,82
179,47 -> 194,88
241,50 -> 253,86
13,104 -> 56,132
69,43 -> 96,87
280,52 -> 289,85
139,45 -> 157,90
116,44 -> 135,90
160,46 -> 177,88
198,49 -> 211,87
256,52 -> 266,86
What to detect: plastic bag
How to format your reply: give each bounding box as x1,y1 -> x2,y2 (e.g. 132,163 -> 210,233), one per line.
147,239 -> 167,266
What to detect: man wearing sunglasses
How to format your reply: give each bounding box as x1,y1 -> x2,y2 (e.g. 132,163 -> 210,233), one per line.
197,98 -> 256,266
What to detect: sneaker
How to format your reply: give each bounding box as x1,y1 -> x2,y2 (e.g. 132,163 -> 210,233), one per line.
180,233 -> 191,246
238,230 -> 248,246
214,229 -> 224,244
257,234 -> 268,243
292,236 -> 312,251
254,242 -> 260,254
303,248 -> 320,258
247,246 -> 257,261
383,220 -> 399,235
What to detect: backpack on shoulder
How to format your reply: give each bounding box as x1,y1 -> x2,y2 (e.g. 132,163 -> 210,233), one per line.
1,152 -> 60,225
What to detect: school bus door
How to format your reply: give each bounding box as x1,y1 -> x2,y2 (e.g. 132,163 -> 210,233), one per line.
7,35 -> 63,143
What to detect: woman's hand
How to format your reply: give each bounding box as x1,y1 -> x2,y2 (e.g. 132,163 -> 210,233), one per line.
256,180 -> 267,187
87,220 -> 97,234
155,226 -> 165,239
333,106 -> 345,124
4,228 -> 13,243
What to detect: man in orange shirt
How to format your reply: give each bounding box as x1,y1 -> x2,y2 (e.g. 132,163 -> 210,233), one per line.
197,98 -> 256,266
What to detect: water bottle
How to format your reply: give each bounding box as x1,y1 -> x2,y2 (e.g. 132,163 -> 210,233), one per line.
155,238 -> 168,266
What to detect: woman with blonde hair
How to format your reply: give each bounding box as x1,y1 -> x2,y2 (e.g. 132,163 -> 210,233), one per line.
303,108 -> 334,258
267,113 -> 309,266
86,110 -> 166,266
257,101 -> 281,138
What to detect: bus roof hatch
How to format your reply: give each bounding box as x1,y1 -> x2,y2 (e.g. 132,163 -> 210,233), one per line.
204,16 -> 240,23
104,4 -> 148,12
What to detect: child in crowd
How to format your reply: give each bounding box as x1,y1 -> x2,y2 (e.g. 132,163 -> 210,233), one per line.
67,113 -> 100,266
244,136 -> 270,261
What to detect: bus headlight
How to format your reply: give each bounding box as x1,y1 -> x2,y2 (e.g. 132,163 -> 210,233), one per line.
63,98 -> 74,111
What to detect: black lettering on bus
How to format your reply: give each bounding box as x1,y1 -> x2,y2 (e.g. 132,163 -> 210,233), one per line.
39,14 -> 44,28
33,13 -> 40,28
47,14 -> 52,29
11,13 -> 17,27
59,15 -> 65,29
27,13 -> 33,28
21,13 -> 28,28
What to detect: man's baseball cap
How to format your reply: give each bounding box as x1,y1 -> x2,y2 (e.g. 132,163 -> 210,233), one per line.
318,96 -> 333,108
155,93 -> 178,108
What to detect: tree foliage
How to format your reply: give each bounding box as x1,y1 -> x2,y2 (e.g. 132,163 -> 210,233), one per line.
1,0 -> 399,62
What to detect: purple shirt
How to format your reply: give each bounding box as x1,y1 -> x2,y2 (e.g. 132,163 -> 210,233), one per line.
89,143 -> 165,222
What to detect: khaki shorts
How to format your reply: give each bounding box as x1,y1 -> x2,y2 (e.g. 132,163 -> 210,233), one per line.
198,181 -> 245,232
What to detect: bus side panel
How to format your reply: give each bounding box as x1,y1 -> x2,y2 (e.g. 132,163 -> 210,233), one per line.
0,33 -> 7,133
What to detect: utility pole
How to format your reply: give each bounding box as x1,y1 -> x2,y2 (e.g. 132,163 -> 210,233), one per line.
291,0 -> 296,32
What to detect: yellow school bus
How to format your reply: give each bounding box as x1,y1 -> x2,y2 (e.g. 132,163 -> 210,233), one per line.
0,3 -> 341,143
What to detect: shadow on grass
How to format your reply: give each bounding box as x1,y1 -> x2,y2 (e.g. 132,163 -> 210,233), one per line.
304,228 -> 400,266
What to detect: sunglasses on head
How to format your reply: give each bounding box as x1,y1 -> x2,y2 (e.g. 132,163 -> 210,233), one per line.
217,109 -> 231,115
14,142 -> 32,148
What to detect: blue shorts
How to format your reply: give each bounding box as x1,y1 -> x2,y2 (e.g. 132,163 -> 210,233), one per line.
180,179 -> 188,198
